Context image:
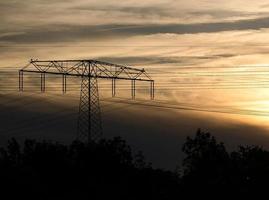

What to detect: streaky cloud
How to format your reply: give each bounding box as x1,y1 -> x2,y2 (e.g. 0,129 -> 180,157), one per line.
2,16 -> 269,44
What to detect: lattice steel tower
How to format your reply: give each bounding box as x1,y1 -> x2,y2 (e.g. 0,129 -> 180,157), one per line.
19,59 -> 154,142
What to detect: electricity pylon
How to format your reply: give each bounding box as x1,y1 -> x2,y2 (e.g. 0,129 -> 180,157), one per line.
19,59 -> 154,142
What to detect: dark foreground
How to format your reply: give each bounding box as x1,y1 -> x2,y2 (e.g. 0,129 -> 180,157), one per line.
0,130 -> 269,199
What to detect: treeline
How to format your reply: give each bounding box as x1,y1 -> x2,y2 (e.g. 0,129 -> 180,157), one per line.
0,129 -> 269,199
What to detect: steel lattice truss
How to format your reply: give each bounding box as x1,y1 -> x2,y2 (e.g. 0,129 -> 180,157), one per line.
20,59 -> 153,81
77,75 -> 102,142
19,59 -> 155,142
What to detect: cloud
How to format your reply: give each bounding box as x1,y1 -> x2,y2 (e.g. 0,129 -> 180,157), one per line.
74,5 -> 173,18
94,55 -> 224,66
189,10 -> 269,19
3,15 -> 269,44
102,17 -> 269,35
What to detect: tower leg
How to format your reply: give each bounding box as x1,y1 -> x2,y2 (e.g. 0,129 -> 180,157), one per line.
150,81 -> 155,100
41,73 -> 45,92
131,80 -> 135,99
62,74 -> 67,94
19,70 -> 23,92
112,78 -> 116,97
133,80 -> 136,99
77,76 -> 102,142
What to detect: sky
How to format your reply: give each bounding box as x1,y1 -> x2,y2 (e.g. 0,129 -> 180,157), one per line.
2,0 -> 269,168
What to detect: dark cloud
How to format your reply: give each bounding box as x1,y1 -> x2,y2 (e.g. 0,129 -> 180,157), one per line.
214,54 -> 237,58
0,25 -> 113,43
106,16 -> 269,35
74,5 -> 173,19
95,56 -> 220,66
189,10 -> 269,19
2,16 -> 269,44
74,5 -> 269,21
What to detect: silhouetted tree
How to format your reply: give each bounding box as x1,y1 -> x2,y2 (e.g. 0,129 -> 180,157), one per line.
3,129 -> 269,199
229,145 -> 269,193
180,129 -> 269,197
0,137 -> 180,199
182,129 -> 229,181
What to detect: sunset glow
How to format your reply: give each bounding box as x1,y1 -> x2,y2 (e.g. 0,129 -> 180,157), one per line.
2,0 -> 269,169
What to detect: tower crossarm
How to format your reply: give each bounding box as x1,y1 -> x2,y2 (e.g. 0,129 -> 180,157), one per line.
21,59 -> 152,82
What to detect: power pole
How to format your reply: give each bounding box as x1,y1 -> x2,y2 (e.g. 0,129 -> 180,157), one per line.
19,59 -> 154,142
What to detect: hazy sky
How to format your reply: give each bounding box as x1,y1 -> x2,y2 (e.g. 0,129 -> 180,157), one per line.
2,0 -> 269,168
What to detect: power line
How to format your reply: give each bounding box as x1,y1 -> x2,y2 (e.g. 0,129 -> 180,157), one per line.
102,98 -> 269,118
3,44 -> 269,48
